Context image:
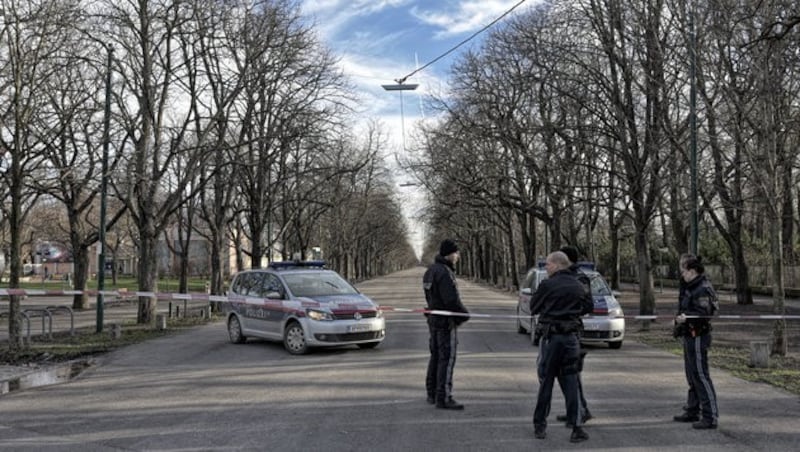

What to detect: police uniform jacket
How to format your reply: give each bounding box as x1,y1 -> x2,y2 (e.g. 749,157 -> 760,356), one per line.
423,254 -> 470,329
677,274 -> 718,336
568,264 -> 592,297
530,268 -> 594,331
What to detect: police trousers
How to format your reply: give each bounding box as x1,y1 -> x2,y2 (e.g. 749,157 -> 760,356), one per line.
682,333 -> 719,424
559,350 -> 589,417
426,320 -> 458,403
534,332 -> 583,428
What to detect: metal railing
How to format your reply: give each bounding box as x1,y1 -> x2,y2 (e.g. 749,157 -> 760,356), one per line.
0,306 -> 75,344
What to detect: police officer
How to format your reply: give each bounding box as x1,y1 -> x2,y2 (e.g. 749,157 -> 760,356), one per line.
555,245 -> 592,426
673,256 -> 719,429
424,239 -> 470,410
531,251 -> 593,443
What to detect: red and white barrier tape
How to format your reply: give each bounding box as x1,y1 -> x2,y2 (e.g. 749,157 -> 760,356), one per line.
2,289 -> 799,320
0,288 -> 227,302
376,307 -> 800,321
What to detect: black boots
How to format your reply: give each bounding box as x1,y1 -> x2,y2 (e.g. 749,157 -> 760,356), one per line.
435,397 -> 464,410
673,412 -> 700,422
570,426 -> 589,443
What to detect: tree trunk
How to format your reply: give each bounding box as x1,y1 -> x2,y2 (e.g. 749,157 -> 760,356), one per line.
635,226 -> 656,331
6,168 -> 24,350
768,217 -> 788,356
71,246 -> 90,310
505,214 -> 519,289
210,232 -> 225,295
781,163 -> 794,264
137,229 -> 159,325
731,243 -> 753,306
609,230 -> 621,290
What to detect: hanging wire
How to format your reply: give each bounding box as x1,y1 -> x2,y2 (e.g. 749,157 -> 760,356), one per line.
394,0 -> 529,84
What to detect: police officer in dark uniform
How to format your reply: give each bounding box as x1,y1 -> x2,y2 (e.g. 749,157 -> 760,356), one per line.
673,256 -> 719,429
531,251 -> 593,443
555,245 -> 593,426
424,239 -> 470,410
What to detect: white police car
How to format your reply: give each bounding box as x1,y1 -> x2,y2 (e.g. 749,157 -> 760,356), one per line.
516,262 -> 625,349
225,261 -> 385,354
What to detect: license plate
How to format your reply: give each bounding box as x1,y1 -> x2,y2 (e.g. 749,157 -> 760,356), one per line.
584,323 -> 600,331
347,324 -> 373,333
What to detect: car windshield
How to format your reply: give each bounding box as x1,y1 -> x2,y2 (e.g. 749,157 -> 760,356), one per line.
282,272 -> 359,297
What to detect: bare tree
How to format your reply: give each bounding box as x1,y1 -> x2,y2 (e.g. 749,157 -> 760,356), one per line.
231,0 -> 352,268
739,2 -> 800,356
0,0 -> 70,349
104,0 -> 218,324
312,123 -> 416,279
186,1 -> 247,296
27,12 -> 133,309
672,0 -> 756,305
573,0 -> 672,320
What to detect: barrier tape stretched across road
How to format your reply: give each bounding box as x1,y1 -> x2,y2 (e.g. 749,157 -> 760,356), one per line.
380,306 -> 800,321
2,288 -> 799,320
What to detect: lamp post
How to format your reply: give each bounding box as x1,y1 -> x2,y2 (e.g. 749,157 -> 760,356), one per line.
688,1 -> 699,256
97,44 -> 113,333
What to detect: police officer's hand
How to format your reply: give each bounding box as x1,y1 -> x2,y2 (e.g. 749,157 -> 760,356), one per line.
675,313 -> 687,324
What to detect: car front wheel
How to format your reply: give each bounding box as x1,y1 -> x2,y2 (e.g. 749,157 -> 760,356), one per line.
227,316 -> 246,344
283,321 -> 309,355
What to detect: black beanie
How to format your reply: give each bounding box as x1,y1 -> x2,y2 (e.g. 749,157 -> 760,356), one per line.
685,256 -> 705,274
560,245 -> 579,264
439,239 -> 459,257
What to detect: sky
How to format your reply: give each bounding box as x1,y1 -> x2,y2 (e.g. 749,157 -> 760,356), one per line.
298,0 -> 539,257
299,0 -> 536,141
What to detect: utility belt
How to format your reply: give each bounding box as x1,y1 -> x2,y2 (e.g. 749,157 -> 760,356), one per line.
672,320 -> 712,338
534,319 -> 581,344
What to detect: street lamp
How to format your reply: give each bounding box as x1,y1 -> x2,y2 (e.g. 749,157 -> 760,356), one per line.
97,44 -> 113,334
381,83 -> 419,91
382,81 -> 419,153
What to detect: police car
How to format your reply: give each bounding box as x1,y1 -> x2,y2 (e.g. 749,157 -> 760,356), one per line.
516,262 -> 625,349
225,261 -> 385,354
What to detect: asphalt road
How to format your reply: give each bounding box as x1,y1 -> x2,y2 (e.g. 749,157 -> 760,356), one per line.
0,268 -> 798,451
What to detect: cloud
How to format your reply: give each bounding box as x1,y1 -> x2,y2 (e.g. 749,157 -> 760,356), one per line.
411,0 -> 531,38
301,0 -> 413,41
303,0 -> 410,16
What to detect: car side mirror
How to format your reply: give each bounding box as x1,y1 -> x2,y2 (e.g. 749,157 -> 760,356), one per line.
265,291 -> 283,299
521,287 -> 532,296
612,290 -> 621,297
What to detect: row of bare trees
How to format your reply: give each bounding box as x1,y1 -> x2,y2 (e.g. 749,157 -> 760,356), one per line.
406,0 -> 799,355
0,0 -> 416,350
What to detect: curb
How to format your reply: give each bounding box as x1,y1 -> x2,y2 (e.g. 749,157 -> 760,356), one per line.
0,358 -> 94,395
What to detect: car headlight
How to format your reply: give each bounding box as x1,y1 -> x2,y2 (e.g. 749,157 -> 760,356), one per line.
375,308 -> 383,319
608,307 -> 623,318
307,309 -> 333,321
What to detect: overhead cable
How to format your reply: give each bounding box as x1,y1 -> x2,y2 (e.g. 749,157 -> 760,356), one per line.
394,0 -> 529,85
